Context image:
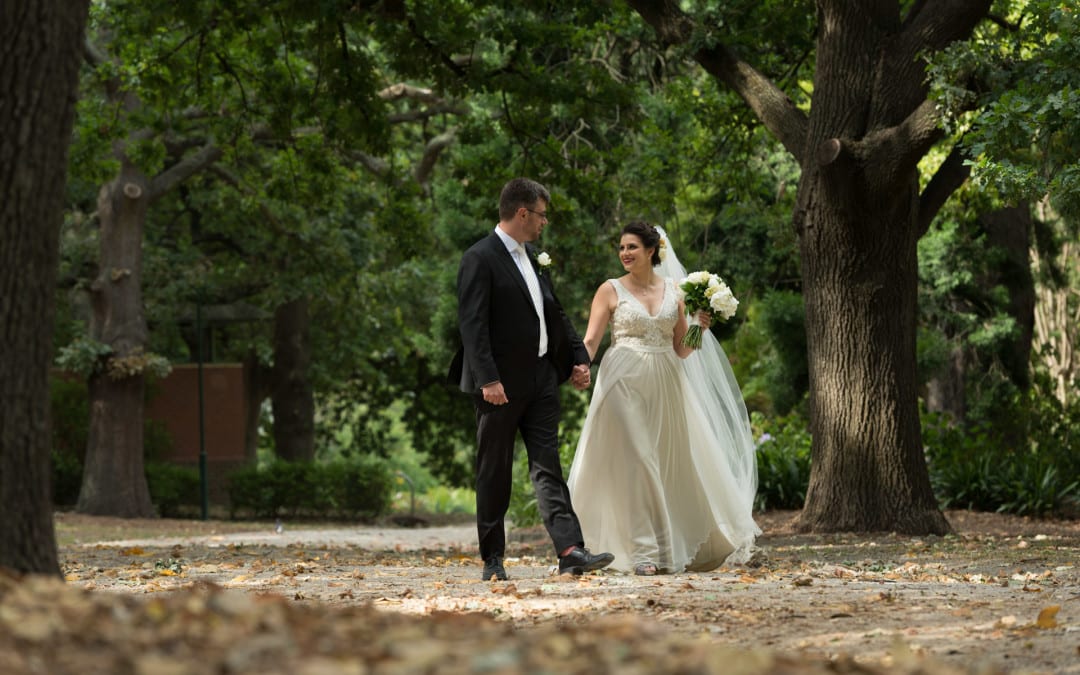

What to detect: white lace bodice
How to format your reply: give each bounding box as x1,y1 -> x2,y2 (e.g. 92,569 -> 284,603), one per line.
609,277 -> 678,350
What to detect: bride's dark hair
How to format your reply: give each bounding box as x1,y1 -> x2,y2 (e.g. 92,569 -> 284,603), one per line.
621,221 -> 662,266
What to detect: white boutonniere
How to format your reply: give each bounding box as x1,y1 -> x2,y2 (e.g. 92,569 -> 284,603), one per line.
536,251 -> 553,274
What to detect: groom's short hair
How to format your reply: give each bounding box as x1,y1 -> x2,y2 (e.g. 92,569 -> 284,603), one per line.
499,178 -> 550,221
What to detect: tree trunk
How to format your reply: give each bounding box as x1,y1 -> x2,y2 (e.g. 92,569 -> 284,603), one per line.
77,166 -> 155,517
1032,239 -> 1078,407
271,298 -> 315,462
925,348 -> 966,421
791,3 -> 959,535
796,173 -> 948,533
243,349 -> 270,462
0,0 -> 90,575
980,206 -> 1034,391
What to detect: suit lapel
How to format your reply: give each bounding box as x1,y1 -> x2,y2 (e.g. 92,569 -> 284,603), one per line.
487,234 -> 534,305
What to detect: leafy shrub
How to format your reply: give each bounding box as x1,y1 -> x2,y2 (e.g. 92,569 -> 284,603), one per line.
751,411 -> 812,511
227,457 -> 393,520
145,462 -> 200,518
328,457 -> 395,518
923,390 -> 1079,516
413,486 -> 475,515
226,465 -> 275,518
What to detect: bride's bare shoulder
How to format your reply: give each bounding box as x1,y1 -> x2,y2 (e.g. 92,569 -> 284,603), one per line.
592,279 -> 619,306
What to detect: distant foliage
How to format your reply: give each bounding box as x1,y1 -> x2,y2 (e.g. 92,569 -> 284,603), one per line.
227,457 -> 393,520
729,291 -> 808,416
923,391 -> 1080,516
751,412 -> 812,511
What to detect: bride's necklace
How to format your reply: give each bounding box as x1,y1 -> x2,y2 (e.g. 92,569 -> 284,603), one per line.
626,275 -> 658,297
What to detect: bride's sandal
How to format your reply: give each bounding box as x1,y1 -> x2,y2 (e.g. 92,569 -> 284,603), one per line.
634,563 -> 658,576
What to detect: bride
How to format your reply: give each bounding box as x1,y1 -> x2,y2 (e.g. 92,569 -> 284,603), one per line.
567,221 -> 760,575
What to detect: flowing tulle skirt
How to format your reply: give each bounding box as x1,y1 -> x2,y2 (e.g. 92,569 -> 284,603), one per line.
568,342 -> 760,573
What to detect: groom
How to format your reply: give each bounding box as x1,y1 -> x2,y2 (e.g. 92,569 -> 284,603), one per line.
449,177 -> 614,581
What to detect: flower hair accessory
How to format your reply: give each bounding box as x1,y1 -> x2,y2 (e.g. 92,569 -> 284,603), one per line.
658,237 -> 668,262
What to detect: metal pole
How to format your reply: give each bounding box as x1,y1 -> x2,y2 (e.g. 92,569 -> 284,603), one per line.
197,299 -> 209,520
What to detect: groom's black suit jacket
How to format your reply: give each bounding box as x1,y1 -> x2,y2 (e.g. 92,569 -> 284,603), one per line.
449,232 -> 588,397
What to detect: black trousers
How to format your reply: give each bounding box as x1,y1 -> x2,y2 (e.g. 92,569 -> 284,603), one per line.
473,358 -> 584,560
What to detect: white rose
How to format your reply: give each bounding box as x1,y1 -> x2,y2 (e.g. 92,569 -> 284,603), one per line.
686,271 -> 710,285
537,252 -> 552,267
709,287 -> 738,318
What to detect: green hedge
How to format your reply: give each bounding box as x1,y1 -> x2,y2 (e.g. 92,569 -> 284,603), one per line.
145,462 -> 201,518
227,457 -> 393,520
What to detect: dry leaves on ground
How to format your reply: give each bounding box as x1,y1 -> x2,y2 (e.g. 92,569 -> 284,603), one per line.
0,509 -> 1074,674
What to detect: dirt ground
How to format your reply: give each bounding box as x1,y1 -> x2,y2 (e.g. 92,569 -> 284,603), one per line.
2,509 -> 1077,674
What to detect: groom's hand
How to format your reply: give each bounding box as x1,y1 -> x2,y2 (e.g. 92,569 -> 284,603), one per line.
481,381 -> 509,405
570,363 -> 591,390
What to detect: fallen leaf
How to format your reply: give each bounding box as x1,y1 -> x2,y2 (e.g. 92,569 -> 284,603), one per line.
1036,605 -> 1060,629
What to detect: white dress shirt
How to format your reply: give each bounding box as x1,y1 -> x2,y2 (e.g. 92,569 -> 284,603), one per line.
495,226 -> 548,357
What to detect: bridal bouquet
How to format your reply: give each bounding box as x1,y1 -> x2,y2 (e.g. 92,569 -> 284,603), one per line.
678,271 -> 739,348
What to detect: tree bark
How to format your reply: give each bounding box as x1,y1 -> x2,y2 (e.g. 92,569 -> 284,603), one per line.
271,298 -> 315,462
77,166 -> 155,517
796,168 -> 947,532
0,0 -> 90,574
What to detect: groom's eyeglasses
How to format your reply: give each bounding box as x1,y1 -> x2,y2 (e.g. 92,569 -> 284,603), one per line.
524,207 -> 548,221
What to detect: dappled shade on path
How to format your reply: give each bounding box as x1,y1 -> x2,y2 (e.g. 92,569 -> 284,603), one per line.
2,570 -> 996,675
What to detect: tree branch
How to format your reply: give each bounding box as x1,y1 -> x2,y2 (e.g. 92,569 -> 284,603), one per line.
148,144 -> 223,201
917,143 -> 971,236
209,166 -> 285,232
388,104 -> 468,124
349,150 -> 391,179
378,83 -> 443,104
901,0 -> 992,56
625,0 -> 808,162
414,129 -> 456,188
818,98 -> 944,183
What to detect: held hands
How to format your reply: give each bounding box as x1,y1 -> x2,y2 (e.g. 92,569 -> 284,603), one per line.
483,363 -> 592,403
571,363 -> 591,390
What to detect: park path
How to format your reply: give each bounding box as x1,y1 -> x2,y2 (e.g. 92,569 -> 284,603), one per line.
91,522 -> 481,552
51,510 -> 1080,674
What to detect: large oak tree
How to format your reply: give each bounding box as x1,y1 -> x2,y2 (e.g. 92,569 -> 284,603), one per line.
0,0 -> 90,574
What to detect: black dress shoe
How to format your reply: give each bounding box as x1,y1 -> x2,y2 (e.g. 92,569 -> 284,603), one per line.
558,547 -> 614,575
482,556 -> 508,581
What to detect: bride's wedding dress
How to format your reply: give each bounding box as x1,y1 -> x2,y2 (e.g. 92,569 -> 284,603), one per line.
567,277 -> 760,573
